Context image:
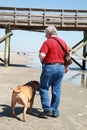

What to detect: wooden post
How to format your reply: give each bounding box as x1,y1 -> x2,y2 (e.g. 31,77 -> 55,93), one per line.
4,25 -> 11,67
82,31 -> 87,70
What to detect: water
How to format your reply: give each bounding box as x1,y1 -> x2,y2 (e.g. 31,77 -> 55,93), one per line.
27,53 -> 87,88
27,52 -> 41,68
64,69 -> 87,88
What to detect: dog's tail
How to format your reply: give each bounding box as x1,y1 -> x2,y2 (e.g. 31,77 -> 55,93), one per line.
11,86 -> 22,93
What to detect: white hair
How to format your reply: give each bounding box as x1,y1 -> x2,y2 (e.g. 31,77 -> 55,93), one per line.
45,25 -> 57,35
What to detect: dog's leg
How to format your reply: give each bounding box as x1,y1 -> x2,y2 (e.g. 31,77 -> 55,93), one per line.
23,104 -> 28,122
11,101 -> 16,117
30,94 -> 35,114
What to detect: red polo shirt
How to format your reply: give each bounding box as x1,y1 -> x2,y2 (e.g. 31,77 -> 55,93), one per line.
39,36 -> 69,64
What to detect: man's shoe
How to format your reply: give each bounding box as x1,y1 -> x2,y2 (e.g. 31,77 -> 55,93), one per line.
52,114 -> 59,118
38,110 -> 52,118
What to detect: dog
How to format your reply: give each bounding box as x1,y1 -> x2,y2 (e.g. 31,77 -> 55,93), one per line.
11,80 -> 40,121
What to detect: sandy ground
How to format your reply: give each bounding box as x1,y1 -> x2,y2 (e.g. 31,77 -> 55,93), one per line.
0,52 -> 87,130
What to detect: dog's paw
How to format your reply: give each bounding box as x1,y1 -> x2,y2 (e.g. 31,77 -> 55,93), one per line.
23,118 -> 26,122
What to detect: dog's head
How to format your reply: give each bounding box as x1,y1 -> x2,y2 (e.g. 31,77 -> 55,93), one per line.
24,80 -> 40,91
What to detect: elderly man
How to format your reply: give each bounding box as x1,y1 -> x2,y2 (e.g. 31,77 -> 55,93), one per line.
39,25 -> 69,118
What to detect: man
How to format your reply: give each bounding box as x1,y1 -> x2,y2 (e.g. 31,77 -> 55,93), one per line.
39,25 -> 69,118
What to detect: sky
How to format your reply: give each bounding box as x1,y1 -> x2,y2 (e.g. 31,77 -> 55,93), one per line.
0,0 -> 87,53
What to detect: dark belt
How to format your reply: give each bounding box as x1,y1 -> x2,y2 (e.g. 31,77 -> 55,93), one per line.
44,62 -> 64,65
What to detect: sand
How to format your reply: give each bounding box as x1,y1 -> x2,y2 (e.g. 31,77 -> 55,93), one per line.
0,52 -> 87,130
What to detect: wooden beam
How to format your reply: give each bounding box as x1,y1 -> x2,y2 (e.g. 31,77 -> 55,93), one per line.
0,31 -> 13,43
82,31 -> 87,69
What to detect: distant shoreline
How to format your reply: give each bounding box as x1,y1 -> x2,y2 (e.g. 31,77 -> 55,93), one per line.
0,51 -> 87,89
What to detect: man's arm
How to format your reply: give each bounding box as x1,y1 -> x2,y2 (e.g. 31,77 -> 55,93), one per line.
39,52 -> 46,61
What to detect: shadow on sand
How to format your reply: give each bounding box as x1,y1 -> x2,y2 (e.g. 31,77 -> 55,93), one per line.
0,104 -> 41,121
0,63 -> 33,68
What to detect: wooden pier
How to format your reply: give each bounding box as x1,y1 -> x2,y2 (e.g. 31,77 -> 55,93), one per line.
0,7 -> 87,31
0,7 -> 87,69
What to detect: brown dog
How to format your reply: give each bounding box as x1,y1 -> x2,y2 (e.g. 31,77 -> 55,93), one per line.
11,80 -> 40,121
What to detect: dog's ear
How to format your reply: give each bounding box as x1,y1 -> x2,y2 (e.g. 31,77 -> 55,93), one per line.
31,80 -> 40,85
31,81 -> 40,91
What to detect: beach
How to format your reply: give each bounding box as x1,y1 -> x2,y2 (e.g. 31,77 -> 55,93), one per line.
0,52 -> 87,130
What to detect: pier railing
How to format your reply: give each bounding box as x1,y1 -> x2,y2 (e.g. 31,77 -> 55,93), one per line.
0,7 -> 87,31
